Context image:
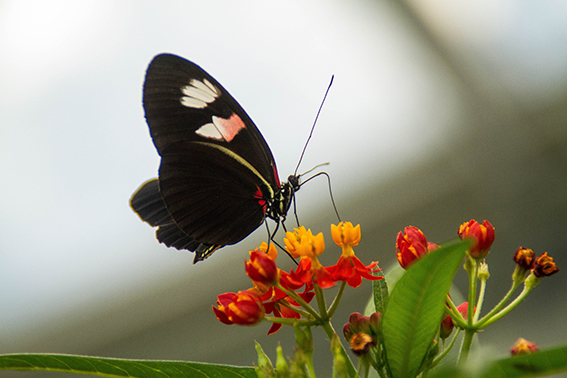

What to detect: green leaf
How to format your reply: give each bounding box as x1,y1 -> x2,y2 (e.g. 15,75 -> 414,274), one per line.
0,353 -> 257,378
381,240 -> 467,378
373,262 -> 389,314
479,345 -> 567,378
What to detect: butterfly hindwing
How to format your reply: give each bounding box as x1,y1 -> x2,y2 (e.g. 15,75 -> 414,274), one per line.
158,140 -> 274,246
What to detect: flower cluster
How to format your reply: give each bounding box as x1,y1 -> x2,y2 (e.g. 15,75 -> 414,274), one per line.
395,219 -> 558,356
343,312 -> 381,356
213,222 -> 382,334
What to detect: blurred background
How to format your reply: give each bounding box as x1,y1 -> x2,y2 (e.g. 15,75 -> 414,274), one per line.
1,0 -> 566,377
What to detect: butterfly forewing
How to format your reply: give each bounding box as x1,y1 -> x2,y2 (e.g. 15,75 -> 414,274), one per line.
143,54 -> 280,187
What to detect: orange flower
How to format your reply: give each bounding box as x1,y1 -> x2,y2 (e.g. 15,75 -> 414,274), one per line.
331,222 -> 361,247
396,226 -> 431,269
245,243 -> 279,286
329,222 -> 382,287
284,226 -> 325,258
349,332 -> 375,356
284,226 -> 334,288
532,252 -> 559,277
513,247 -> 535,270
213,290 -> 264,326
458,219 -> 495,259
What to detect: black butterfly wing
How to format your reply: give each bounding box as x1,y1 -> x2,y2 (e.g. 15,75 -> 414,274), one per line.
132,54 -> 282,261
158,141 -> 275,246
130,179 -> 221,261
143,53 -> 281,187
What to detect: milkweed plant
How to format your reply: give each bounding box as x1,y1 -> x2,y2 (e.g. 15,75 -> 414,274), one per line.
1,219 -> 564,378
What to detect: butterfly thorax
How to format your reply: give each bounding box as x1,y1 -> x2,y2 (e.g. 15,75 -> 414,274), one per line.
265,174 -> 301,222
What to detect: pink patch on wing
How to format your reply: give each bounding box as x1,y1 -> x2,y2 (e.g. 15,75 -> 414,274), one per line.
213,113 -> 246,142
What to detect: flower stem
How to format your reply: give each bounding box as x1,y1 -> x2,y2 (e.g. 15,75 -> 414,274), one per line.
467,259 -> 479,326
321,320 -> 357,378
473,274 -> 487,322
458,328 -> 475,365
314,283 -> 329,319
327,281 -> 347,319
475,279 -> 522,328
478,284 -> 534,328
277,283 -> 323,322
432,329 -> 461,368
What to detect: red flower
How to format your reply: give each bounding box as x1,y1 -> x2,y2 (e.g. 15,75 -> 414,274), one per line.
458,219 -> 495,259
396,226 -> 431,269
292,256 -> 336,289
245,244 -> 279,286
284,226 -> 336,288
261,284 -> 315,335
212,290 -> 264,326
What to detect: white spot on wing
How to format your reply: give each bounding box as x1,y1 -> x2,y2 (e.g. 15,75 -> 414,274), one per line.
194,114 -> 247,142
180,78 -> 219,109
195,123 -> 223,140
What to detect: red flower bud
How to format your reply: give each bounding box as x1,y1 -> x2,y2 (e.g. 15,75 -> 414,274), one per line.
245,249 -> 279,286
440,314 -> 454,340
452,302 -> 474,329
213,291 -> 264,326
396,226 -> 431,269
458,219 -> 495,259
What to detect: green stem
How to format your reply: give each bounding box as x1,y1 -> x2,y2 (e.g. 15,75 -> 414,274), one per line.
479,284 -> 534,328
304,350 -> 317,378
445,295 -> 467,329
264,316 -> 318,327
314,283 -> 329,319
473,275 -> 487,322
431,329 -> 461,368
467,260 -> 479,326
277,283 -> 322,322
327,281 -> 347,319
458,328 -> 475,365
459,258 -> 479,365
322,320 -> 357,378
475,279 -> 522,328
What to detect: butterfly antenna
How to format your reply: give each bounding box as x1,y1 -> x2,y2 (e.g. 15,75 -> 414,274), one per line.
300,171 -> 341,222
294,75 -> 334,176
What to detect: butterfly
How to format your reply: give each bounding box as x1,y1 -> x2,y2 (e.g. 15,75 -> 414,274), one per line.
130,53 -> 300,263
